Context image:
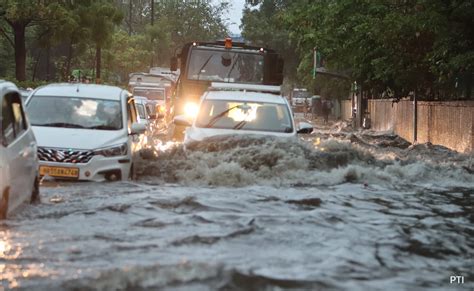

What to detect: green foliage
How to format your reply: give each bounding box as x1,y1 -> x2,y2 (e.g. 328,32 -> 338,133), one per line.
286,0 -> 473,99
103,30 -> 152,81
242,0 -> 473,99
241,0 -> 299,86
0,0 -> 229,84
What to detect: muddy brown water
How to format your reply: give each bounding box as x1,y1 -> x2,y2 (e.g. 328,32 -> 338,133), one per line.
1,131 -> 473,290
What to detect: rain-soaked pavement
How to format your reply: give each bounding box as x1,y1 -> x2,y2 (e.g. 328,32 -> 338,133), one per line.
1,118 -> 473,290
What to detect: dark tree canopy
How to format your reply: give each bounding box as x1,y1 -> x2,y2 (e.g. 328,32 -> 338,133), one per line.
0,0 -> 229,85
242,0 -> 473,100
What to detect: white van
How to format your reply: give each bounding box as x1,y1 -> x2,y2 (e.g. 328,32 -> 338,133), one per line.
174,83 -> 313,144
26,83 -> 146,181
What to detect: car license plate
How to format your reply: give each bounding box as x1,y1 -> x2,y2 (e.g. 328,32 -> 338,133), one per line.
39,166 -> 79,178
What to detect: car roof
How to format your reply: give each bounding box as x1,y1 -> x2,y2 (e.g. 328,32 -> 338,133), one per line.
33,83 -> 126,100
0,80 -> 19,97
133,86 -> 166,91
204,90 -> 287,105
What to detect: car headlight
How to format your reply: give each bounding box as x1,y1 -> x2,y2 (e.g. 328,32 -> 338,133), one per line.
184,102 -> 199,118
94,143 -> 128,157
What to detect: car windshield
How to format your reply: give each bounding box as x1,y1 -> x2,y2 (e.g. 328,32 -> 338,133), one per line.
195,99 -> 293,133
133,89 -> 164,100
27,96 -> 123,130
187,49 -> 264,83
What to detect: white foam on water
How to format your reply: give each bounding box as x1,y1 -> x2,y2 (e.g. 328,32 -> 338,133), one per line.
137,135 -> 474,189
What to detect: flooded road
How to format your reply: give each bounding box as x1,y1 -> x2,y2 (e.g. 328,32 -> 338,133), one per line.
1,122 -> 473,290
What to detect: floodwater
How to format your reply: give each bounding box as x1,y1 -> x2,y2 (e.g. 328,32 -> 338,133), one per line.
1,121 -> 473,290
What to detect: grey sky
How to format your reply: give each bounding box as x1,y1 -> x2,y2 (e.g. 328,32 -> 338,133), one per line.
219,0 -> 246,35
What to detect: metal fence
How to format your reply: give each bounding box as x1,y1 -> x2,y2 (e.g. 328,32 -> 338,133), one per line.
340,99 -> 474,153
340,100 -> 352,121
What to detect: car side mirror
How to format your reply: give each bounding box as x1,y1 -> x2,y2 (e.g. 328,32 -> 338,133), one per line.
130,122 -> 146,135
297,122 -> 313,134
173,115 -> 191,127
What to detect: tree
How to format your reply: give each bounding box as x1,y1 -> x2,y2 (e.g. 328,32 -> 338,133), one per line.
103,30 -> 153,82
81,0 -> 122,82
282,0 -> 474,99
0,0 -> 231,84
0,0 -> 70,81
241,0 -> 300,92
149,0 -> 229,65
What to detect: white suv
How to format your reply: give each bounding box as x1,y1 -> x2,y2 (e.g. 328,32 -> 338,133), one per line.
174,83 -> 313,144
26,83 -> 146,181
0,81 -> 39,219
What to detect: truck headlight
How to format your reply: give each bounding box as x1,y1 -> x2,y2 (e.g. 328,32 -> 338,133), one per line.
184,102 -> 199,118
94,143 -> 128,157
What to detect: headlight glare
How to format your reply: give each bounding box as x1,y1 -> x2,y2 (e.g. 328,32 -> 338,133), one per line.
184,102 -> 199,118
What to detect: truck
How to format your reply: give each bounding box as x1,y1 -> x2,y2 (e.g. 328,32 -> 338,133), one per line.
169,38 -> 284,138
128,72 -> 175,121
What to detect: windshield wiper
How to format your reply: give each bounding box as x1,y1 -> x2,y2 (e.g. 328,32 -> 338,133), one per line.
196,55 -> 214,81
87,125 -> 119,130
203,105 -> 240,128
233,120 -> 247,130
35,122 -> 85,128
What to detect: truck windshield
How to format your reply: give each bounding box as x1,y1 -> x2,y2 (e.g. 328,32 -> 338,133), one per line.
187,49 -> 264,84
133,89 -> 165,100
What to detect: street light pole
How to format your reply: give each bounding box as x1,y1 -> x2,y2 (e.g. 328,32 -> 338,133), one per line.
313,47 -> 317,79
413,32 -> 420,143
150,0 -> 155,68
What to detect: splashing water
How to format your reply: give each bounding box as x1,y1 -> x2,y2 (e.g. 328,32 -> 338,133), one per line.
137,134 -> 474,189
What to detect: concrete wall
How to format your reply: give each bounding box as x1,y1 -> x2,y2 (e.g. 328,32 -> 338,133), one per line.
340,99 -> 474,153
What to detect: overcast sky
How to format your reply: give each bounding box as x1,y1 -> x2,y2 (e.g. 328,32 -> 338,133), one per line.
222,0 -> 246,35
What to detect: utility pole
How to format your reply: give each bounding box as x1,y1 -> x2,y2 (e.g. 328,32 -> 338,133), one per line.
150,0 -> 155,68
151,0 -> 154,25
413,32 -> 420,143
128,0 -> 132,36
313,47 -> 317,79
413,89 -> 417,143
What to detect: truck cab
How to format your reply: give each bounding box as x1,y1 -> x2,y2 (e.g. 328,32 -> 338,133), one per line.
170,38 -> 284,139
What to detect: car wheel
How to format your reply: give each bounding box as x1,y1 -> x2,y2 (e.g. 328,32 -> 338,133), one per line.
30,176 -> 40,204
0,187 -> 10,220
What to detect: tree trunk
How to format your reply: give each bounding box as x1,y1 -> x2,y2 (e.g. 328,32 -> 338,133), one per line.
150,0 -> 155,68
95,44 -> 101,83
46,46 -> 51,81
65,39 -> 74,81
151,0 -> 154,25
32,50 -> 42,81
12,23 -> 27,81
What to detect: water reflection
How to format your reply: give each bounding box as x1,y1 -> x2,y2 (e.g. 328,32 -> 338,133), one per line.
1,228 -> 53,289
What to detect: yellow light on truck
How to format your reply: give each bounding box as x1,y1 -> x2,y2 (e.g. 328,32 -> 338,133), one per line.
184,102 -> 199,118
225,37 -> 232,49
